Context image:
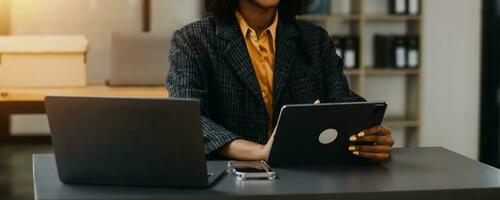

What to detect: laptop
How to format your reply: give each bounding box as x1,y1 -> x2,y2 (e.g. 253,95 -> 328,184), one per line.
268,102 -> 387,167
45,96 -> 225,188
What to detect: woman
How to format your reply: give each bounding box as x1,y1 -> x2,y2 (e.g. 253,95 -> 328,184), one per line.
166,0 -> 394,161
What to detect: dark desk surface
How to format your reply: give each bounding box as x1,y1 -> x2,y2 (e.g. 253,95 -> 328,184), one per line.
33,147 -> 500,200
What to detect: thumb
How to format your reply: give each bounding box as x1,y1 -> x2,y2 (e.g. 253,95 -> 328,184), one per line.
314,99 -> 321,104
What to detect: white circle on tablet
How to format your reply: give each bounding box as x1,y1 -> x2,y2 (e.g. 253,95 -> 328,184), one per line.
318,129 -> 338,144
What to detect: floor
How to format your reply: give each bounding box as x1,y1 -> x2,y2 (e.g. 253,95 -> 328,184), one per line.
0,144 -> 53,200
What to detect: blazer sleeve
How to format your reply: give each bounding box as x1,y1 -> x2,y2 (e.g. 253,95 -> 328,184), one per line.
319,30 -> 366,103
166,30 -> 241,155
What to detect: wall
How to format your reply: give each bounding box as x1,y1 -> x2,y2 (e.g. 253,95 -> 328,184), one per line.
151,0 -> 201,35
420,0 -> 482,159
7,0 -> 201,84
9,0 -> 143,84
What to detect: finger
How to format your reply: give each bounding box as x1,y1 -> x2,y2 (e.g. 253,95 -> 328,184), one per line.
358,126 -> 392,137
352,151 -> 390,161
350,135 -> 394,145
314,99 -> 321,104
350,135 -> 375,142
348,145 -> 392,154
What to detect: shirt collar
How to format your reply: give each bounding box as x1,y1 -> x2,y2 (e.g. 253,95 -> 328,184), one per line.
235,10 -> 278,40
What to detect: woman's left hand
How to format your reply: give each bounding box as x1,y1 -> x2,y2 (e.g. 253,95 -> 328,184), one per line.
348,125 -> 394,161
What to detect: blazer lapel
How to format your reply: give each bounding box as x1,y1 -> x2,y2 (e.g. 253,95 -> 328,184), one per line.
273,16 -> 300,106
216,17 -> 263,102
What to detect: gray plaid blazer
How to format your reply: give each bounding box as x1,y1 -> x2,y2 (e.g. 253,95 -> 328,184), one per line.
166,15 -> 364,156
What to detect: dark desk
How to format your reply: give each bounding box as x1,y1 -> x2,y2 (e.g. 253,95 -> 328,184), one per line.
33,147 -> 500,200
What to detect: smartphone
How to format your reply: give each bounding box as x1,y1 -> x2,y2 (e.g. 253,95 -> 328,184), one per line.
227,161 -> 276,180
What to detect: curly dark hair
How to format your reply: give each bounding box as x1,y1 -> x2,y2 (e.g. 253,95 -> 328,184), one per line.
205,0 -> 309,19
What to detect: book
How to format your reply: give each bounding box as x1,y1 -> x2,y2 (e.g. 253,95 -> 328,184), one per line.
408,0 -> 420,15
389,0 -> 407,15
374,35 -> 407,68
331,35 -> 359,69
407,36 -> 420,68
394,36 -> 407,68
343,36 -> 359,69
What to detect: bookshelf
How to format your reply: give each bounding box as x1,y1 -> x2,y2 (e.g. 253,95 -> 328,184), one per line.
298,0 -> 423,147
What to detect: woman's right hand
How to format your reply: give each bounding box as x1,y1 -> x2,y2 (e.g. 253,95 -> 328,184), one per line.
259,129 -> 276,161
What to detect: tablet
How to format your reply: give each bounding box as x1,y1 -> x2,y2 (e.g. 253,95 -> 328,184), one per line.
268,102 -> 387,167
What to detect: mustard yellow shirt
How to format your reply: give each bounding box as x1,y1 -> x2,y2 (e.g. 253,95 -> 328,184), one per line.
235,11 -> 278,137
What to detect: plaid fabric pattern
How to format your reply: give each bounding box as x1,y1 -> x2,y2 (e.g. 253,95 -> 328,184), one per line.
166,15 -> 365,156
